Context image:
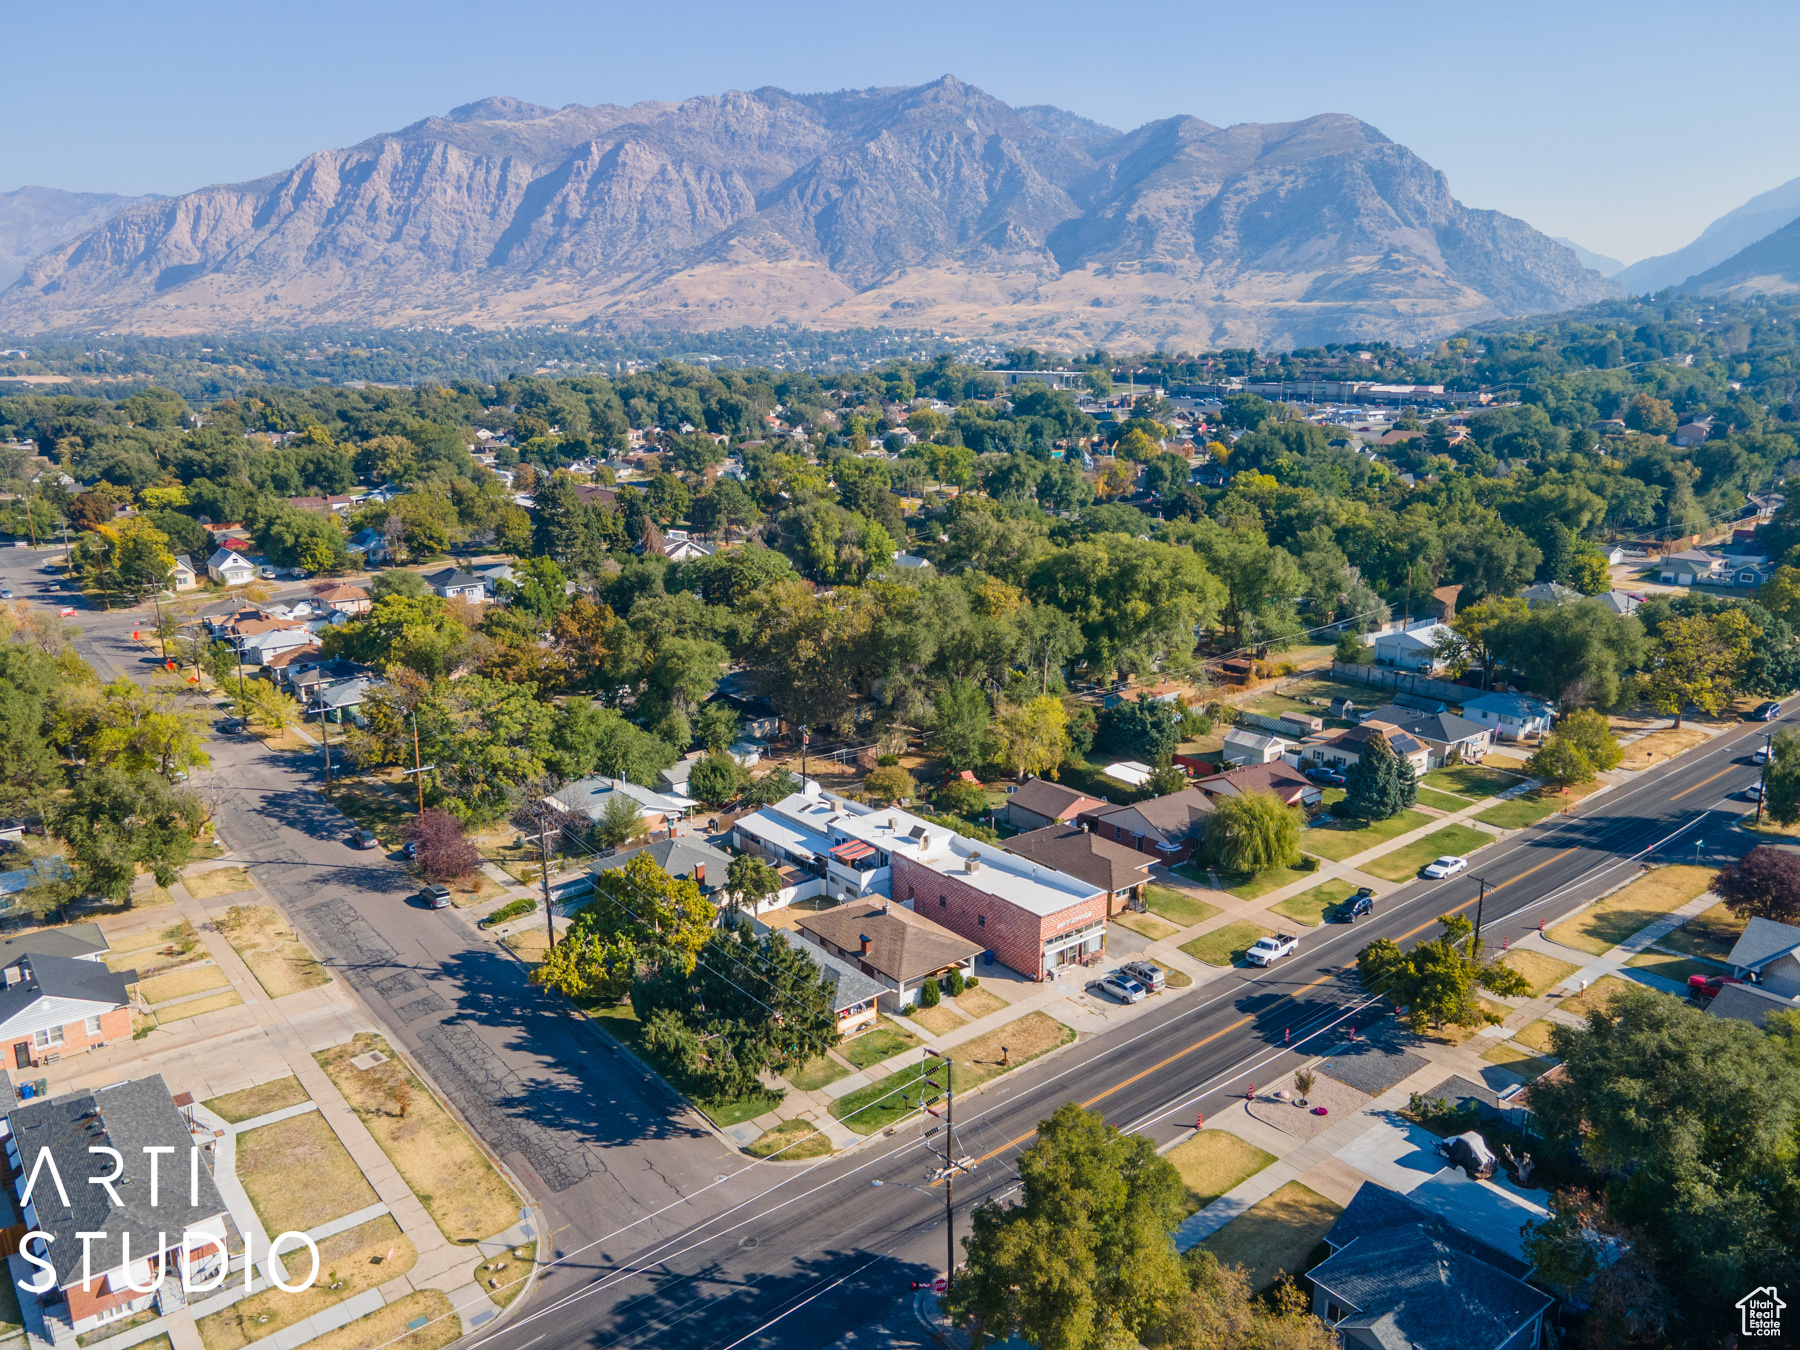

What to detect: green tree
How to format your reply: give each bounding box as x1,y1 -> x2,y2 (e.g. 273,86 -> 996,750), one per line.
51,765 -> 205,904
1356,913 -> 1529,1032
574,851 -> 715,973
1097,695 -> 1181,762
1343,730 -> 1408,820
863,764 -> 917,802
1646,610 -> 1755,726
529,930 -> 636,1005
1528,984 -> 1800,1320
725,853 -> 781,916
239,682 -> 301,739
416,675 -> 555,823
930,678 -> 993,771
686,751 -> 743,807
993,696 -> 1072,780
692,700 -> 739,754
550,701 -> 678,786
1494,597 -> 1645,708
948,1103 -> 1188,1350
87,677 -> 212,779
1204,790 -> 1301,874
593,792 -> 644,849
1761,726 -> 1800,825
321,593 -> 471,680
1144,756 -> 1188,797
1527,707 -> 1622,785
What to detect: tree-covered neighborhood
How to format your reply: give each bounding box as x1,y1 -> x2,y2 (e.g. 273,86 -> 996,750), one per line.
5,279 -> 1800,1350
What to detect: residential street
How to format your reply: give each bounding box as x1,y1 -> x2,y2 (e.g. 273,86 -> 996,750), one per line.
10,545 -> 1782,1350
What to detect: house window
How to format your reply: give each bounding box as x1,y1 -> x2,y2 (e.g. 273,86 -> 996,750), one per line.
939,897 -> 947,908
1326,1301 -> 1345,1323
977,915 -> 986,928
83,1016 -> 101,1037
32,1026 -> 63,1049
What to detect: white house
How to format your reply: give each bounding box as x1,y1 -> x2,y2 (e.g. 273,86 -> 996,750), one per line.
1221,728 -> 1297,767
1372,622 -> 1452,672
420,567 -> 487,604
1459,692 -> 1555,741
204,547 -> 254,586
346,528 -> 389,563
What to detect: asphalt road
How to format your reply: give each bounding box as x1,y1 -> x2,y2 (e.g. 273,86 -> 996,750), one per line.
9,550 -> 1781,1350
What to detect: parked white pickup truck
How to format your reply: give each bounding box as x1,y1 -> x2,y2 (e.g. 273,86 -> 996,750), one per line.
1245,933 -> 1299,967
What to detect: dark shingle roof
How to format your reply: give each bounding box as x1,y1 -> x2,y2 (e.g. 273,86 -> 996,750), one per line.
1366,706 -> 1489,745
590,838 -> 732,892
1706,980 -> 1800,1028
1196,760 -> 1313,801
1309,1227 -> 1552,1350
774,929 -> 885,1014
421,567 -> 483,590
1080,786 -> 1213,846
7,1077 -> 229,1288
0,952 -> 130,1031
1327,1181 -> 1529,1279
0,922 -> 107,961
1005,825 -> 1153,893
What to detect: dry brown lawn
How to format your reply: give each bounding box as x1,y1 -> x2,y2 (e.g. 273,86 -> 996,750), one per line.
1165,1130 -> 1276,1217
204,1076 -> 309,1125
450,872 -> 507,907
196,1216 -> 415,1350
1559,974 -> 1635,1019
1199,1181 -> 1343,1294
908,1004 -> 966,1036
154,989 -> 244,1022
472,1240 -> 538,1311
1113,911 -> 1181,941
1657,901 -> 1748,962
103,920 -> 193,956
1514,1019 -> 1562,1053
955,986 -> 1009,1019
186,867 -> 255,899
1480,1042 -> 1560,1080
1618,725 -> 1712,769
744,1120 -> 832,1161
1548,865 -> 1715,955
503,929 -> 552,966
300,1290 -> 458,1350
946,1012 -> 1074,1091
316,1033 -> 522,1243
235,1112 -> 378,1235
139,963 -> 232,1004
215,905 -> 331,998
1500,949 -> 1582,998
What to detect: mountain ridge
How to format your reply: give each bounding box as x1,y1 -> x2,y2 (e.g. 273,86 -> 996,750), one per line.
0,185 -> 167,291
0,77 -> 1616,348
1614,173 -> 1800,293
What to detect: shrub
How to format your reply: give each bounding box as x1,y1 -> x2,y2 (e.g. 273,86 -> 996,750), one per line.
876,753 -> 900,767
403,808 -> 479,882
479,897 -> 539,929
936,778 -> 990,817
943,967 -> 966,997
864,764 -> 917,802
917,976 -> 941,1008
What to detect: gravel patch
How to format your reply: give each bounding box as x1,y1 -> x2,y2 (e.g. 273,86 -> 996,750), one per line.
1248,1074 -> 1370,1142
1318,1042 -> 1429,1096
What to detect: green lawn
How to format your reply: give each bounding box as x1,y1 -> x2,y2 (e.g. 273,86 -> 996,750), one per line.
1625,948 -> 1729,986
1180,921 -> 1271,967
1474,794 -> 1560,830
831,1061 -> 935,1134
1221,863 -> 1319,899
1300,809 -> 1432,862
1144,884 -> 1222,928
1358,825 -> 1492,882
841,1017 -> 921,1070
1656,900 -> 1746,963
1199,1182 -> 1343,1294
330,783 -> 413,845
1171,862 -> 1214,888
1114,911 -> 1180,941
1480,1042 -> 1560,1081
1417,787 -> 1473,812
587,1001 -> 782,1126
1271,879 -> 1355,928
1422,764 -> 1523,800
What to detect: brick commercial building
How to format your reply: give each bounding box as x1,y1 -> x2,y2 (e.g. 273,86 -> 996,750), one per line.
745,787 -> 1107,981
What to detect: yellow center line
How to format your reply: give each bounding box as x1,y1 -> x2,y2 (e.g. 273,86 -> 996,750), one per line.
949,846 -> 1582,1176
1669,765 -> 1737,801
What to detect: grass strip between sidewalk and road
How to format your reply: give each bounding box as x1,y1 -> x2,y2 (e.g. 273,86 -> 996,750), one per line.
831,1012 -> 1073,1135
1357,825 -> 1492,882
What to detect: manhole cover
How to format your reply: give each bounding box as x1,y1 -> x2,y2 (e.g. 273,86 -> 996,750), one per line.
350,1051 -> 389,1071
739,1236 -> 759,1249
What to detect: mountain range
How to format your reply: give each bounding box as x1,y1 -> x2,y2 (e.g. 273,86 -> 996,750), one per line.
0,77 -> 1618,349
0,186 -> 164,291
1613,174 -> 1800,294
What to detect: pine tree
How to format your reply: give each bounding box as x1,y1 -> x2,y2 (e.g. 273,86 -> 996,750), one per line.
1344,730 -> 1405,820
1393,743 -> 1418,810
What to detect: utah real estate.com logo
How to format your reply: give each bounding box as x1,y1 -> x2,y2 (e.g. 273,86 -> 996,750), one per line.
1738,1286 -> 1785,1339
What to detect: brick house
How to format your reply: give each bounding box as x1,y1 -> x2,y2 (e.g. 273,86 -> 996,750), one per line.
7,1077 -> 230,1341
1077,787 -> 1215,865
0,950 -> 135,1071
1195,759 -> 1322,808
1005,825 -> 1153,917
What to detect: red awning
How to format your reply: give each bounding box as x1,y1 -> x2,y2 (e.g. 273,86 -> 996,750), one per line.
830,840 -> 876,862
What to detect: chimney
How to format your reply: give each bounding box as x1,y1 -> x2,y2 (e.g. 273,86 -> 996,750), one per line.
859,934 -> 872,956
693,862 -> 705,885
965,856 -> 980,873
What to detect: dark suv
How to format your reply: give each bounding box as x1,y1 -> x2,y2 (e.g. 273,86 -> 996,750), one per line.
1752,701 -> 1782,722
1306,766 -> 1347,787
1340,888 -> 1375,922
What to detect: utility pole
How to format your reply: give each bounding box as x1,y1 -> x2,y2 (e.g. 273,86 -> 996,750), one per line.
944,1054 -> 956,1291
319,698 -> 333,793
1472,877 -> 1487,952
1757,732 -> 1773,826
800,725 -> 809,789
536,812 -> 557,951
409,709 -> 426,817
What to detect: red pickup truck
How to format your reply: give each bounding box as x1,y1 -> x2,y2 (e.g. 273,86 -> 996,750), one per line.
1687,973 -> 1744,1003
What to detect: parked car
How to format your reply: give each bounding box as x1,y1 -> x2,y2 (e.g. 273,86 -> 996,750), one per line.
57,607 -> 74,618
420,883 -> 452,909
1754,745 -> 1772,764
1687,972 -> 1744,1003
1744,782 -> 1764,801
0,588 -> 12,600
403,839 -> 419,859
1340,889 -> 1376,922
1422,855 -> 1468,879
1098,973 -> 1147,1004
350,829 -> 380,850
1120,960 -> 1166,993
1751,701 -> 1782,721
217,716 -> 246,733
258,565 -> 277,580
1246,933 -> 1299,966
1306,766 -> 1347,787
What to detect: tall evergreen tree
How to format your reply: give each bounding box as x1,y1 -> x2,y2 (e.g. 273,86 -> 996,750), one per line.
1344,730 -> 1406,820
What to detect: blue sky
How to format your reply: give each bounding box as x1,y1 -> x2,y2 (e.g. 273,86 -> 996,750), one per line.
6,0 -> 1797,264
